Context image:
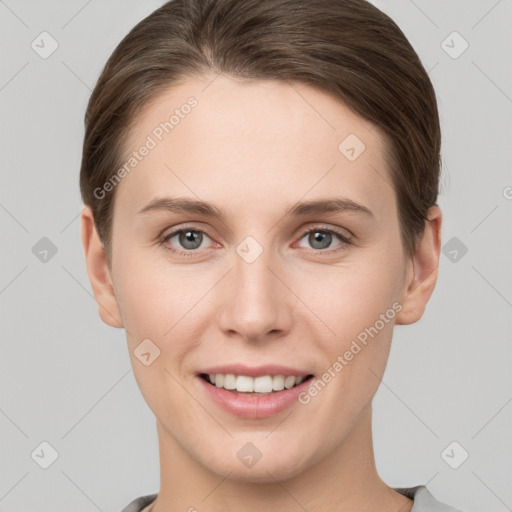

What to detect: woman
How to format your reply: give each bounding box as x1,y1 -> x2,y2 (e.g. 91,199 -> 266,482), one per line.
79,0 -> 462,510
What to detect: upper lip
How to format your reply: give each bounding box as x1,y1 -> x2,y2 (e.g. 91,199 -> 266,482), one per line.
198,364 -> 313,378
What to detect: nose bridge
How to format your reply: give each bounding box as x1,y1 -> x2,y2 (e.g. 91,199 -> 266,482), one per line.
219,237 -> 291,340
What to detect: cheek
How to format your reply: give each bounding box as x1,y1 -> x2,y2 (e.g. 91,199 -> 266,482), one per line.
112,250 -> 213,387
303,253 -> 403,337
298,249 -> 403,393
113,254 -> 196,414
112,247 -> 193,336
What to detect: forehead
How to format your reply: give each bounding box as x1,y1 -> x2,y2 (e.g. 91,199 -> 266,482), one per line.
117,74 -> 395,220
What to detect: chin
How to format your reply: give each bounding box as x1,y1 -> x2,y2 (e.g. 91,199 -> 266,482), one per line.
198,441 -> 313,483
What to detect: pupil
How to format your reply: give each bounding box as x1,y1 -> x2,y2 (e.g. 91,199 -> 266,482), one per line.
181,230 -> 201,249
310,231 -> 331,249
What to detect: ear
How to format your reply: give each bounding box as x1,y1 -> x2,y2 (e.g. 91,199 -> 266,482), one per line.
395,206 -> 442,325
81,206 -> 124,328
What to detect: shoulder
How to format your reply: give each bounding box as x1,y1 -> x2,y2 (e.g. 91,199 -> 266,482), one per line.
121,486 -> 465,512
120,493 -> 158,512
394,485 -> 464,512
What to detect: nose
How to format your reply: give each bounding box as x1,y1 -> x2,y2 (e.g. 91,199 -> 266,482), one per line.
217,242 -> 294,343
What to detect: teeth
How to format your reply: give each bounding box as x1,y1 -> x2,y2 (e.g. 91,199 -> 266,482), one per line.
223,373 -> 236,390
205,373 -> 308,393
272,375 -> 285,391
284,376 -> 296,389
236,375 -> 254,392
254,376 -> 272,393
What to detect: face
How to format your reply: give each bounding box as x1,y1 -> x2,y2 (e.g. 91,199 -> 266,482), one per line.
99,74 -> 416,482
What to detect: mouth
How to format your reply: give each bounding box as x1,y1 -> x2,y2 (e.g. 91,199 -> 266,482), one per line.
195,364 -> 316,418
198,372 -> 315,396
196,371 -> 315,419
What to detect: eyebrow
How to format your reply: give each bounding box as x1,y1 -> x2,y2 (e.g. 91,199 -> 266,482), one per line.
137,196 -> 373,219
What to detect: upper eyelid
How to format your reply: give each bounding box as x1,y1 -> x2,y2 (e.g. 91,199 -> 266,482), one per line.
161,224 -> 213,241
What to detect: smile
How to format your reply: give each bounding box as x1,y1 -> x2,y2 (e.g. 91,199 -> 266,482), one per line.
200,373 -> 312,395
197,372 -> 315,419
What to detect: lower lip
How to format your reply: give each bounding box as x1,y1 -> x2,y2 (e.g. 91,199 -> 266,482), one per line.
197,375 -> 313,419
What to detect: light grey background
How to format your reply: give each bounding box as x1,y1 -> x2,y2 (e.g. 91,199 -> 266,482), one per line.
1,1 -> 511,511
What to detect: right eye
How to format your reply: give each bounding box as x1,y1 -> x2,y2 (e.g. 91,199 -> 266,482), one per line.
161,227 -> 215,256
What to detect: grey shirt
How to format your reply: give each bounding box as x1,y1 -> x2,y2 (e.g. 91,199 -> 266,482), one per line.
121,485 -> 464,511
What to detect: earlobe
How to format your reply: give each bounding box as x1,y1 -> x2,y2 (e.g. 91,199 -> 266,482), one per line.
395,206 -> 442,325
81,206 -> 124,328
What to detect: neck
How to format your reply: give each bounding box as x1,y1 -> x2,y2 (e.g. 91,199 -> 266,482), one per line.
150,405 -> 413,512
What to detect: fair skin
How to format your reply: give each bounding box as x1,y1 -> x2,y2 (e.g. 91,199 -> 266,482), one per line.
81,74 -> 441,512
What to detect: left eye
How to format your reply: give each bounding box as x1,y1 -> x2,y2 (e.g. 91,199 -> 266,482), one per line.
297,228 -> 350,251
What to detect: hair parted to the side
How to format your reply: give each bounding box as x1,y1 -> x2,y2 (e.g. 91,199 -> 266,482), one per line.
79,0 -> 441,263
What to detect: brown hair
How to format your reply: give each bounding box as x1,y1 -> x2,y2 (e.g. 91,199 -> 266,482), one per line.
80,0 -> 441,261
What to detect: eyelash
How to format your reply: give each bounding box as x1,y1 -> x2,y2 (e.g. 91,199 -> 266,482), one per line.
159,224 -> 352,257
